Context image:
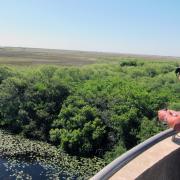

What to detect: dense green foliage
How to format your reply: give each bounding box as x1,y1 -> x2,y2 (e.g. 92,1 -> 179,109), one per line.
0,59 -> 179,162
0,67 -> 69,140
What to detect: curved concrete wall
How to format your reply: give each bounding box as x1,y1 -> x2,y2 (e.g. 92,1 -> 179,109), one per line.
92,129 -> 176,180
110,136 -> 180,179
137,148 -> 180,180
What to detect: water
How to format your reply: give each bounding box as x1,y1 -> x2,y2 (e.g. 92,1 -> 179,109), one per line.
0,156 -> 66,179
0,158 -> 9,179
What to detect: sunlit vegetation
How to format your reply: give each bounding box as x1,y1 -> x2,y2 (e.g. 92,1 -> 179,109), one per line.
0,58 -> 180,178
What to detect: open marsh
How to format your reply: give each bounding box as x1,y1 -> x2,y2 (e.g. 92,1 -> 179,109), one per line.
0,47 -> 179,179
0,47 -> 179,66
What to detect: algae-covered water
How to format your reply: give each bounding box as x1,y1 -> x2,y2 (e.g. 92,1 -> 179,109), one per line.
0,130 -> 105,179
0,156 -> 70,179
0,156 -> 47,179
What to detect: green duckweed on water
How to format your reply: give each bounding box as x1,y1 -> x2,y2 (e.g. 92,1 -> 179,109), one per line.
0,130 -> 106,179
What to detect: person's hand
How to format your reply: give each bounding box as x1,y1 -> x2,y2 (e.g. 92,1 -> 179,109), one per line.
158,110 -> 180,131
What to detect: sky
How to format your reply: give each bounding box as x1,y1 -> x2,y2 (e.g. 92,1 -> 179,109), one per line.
0,0 -> 179,56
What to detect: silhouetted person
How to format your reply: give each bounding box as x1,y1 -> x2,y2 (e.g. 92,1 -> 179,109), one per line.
175,67 -> 180,80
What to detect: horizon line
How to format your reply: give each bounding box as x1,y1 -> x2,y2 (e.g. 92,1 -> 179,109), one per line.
0,45 -> 180,59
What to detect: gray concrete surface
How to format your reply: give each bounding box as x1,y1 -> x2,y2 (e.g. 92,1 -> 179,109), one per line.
137,148 -> 180,180
110,136 -> 180,180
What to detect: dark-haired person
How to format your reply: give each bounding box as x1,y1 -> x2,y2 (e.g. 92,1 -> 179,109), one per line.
175,67 -> 180,80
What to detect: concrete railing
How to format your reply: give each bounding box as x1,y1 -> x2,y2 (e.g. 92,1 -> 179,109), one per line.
91,128 -> 176,180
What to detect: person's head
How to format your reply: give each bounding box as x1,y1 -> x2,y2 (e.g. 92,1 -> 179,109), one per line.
175,67 -> 180,74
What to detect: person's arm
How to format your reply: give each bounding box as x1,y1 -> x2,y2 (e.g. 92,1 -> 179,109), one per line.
158,110 -> 180,131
